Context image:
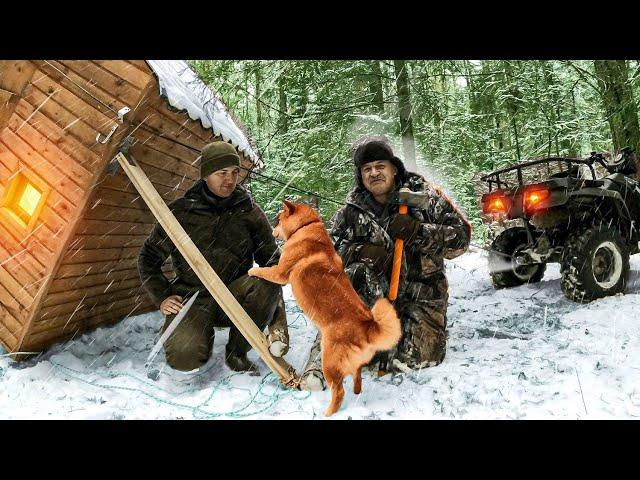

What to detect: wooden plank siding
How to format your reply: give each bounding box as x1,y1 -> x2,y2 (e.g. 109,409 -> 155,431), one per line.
13,61 -> 151,352
1,60 -> 257,355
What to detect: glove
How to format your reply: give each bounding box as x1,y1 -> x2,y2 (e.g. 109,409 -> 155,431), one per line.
358,243 -> 393,276
387,214 -> 421,242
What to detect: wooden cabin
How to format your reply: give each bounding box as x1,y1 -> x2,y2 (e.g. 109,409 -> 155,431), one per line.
0,60 -> 262,356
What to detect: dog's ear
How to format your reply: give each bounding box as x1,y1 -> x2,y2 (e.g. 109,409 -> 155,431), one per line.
283,200 -> 296,214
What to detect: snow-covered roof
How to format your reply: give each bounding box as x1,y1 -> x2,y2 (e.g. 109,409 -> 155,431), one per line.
146,60 -> 261,168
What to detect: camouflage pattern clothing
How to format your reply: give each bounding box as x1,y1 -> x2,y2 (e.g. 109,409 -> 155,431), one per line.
303,172 -> 471,377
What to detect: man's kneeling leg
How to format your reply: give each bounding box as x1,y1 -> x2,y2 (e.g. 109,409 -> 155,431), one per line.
163,302 -> 215,372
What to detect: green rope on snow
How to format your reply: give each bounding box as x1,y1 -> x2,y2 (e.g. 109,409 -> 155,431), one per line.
48,360 -> 311,419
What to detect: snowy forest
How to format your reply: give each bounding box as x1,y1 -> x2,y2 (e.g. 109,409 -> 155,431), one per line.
2,59 -> 640,420
190,60 -> 640,235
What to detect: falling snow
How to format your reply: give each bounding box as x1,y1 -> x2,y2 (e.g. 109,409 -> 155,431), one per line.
1,249 -> 639,419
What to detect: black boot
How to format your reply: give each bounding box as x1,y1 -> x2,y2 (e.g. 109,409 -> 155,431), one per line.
225,347 -> 260,374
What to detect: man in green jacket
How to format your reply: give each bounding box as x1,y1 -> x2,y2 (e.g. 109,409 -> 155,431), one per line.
138,141 -> 288,373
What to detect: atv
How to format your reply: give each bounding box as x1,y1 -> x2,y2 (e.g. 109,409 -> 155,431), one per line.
480,147 -> 640,303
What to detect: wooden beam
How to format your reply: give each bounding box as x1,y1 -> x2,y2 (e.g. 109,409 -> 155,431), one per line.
114,151 -> 299,386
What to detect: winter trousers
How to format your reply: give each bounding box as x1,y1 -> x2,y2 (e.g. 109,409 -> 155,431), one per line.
162,274 -> 285,372
303,262 -> 449,374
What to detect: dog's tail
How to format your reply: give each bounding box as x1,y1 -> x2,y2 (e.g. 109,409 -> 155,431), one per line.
369,298 -> 402,351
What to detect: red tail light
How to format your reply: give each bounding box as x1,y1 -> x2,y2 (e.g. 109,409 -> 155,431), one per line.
524,188 -> 550,213
483,193 -> 510,215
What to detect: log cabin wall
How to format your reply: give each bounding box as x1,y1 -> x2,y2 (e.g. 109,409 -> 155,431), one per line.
12,60 -> 257,353
0,60 -> 112,351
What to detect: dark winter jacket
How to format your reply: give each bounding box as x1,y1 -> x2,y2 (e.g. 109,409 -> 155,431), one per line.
331,172 -> 471,282
138,180 -> 279,307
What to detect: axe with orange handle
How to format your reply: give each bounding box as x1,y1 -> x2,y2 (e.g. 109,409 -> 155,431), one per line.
377,187 -> 429,377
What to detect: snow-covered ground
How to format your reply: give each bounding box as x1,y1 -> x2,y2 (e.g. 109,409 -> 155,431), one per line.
2,249 -> 639,419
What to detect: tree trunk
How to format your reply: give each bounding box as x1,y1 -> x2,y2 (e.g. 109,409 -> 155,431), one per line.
368,60 -> 385,113
255,63 -> 262,127
277,73 -> 288,133
393,60 -> 417,171
594,60 -> 640,173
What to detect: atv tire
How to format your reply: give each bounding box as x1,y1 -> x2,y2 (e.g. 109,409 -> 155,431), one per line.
561,225 -> 629,303
489,228 -> 547,288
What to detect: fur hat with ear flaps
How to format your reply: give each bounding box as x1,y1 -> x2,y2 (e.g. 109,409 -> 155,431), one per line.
351,136 -> 407,190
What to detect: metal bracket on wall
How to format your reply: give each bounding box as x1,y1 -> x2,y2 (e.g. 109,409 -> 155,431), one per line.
96,106 -> 130,144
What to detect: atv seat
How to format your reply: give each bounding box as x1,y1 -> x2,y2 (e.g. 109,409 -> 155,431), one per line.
550,164 -> 591,180
550,165 -> 581,179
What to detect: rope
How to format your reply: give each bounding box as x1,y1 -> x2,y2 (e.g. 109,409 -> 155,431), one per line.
49,359 -> 310,419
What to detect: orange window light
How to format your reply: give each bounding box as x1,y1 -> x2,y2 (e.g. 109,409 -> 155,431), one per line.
17,182 -> 42,218
1,172 -> 48,231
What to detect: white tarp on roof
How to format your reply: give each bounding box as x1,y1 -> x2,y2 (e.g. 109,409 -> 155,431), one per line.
146,60 -> 260,166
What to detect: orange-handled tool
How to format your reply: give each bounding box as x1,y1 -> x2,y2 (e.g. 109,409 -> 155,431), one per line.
388,203 -> 408,301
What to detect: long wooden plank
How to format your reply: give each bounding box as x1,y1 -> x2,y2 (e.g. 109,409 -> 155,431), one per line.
115,151 -> 298,386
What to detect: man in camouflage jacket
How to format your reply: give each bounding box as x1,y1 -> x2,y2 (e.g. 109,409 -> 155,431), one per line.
301,137 -> 470,390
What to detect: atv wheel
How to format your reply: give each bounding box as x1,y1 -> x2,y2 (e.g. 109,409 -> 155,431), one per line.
488,228 -> 546,288
561,225 -> 629,303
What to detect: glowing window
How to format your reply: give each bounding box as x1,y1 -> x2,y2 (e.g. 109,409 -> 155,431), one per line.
1,172 -> 49,231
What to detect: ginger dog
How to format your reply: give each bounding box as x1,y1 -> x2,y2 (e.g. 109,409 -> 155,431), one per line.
248,201 -> 401,416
